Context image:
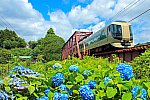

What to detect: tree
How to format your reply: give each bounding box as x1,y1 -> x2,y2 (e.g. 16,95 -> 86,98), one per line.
0,29 -> 26,49
28,41 -> 38,49
11,48 -> 33,56
34,28 -> 65,62
0,49 -> 12,64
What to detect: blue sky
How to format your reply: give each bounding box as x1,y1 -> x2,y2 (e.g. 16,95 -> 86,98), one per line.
29,0 -> 93,21
0,0 -> 150,44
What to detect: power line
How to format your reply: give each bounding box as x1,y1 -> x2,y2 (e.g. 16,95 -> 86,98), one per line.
0,18 -> 10,29
115,0 -> 146,21
109,0 -> 137,21
1,16 -> 17,31
128,8 -> 150,22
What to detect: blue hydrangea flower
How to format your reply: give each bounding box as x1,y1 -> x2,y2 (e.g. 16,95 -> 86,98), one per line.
79,85 -> 95,100
44,88 -> 50,96
116,63 -> 134,80
139,88 -> 147,100
69,65 -> 79,72
53,63 -> 62,69
54,92 -> 68,100
104,77 -> 112,85
82,70 -> 91,76
0,92 -> 9,100
59,84 -> 67,91
132,86 -> 140,99
87,80 -> 96,89
131,86 -> 147,100
52,73 -> 65,87
36,96 -> 49,100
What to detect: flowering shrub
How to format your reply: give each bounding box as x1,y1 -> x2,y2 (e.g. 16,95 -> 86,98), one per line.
79,85 -> 95,100
82,70 -> 91,76
69,65 -> 79,72
104,77 -> 112,85
44,88 -> 50,96
0,56 -> 150,99
52,73 -> 65,87
53,63 -> 62,69
87,80 -> 96,89
54,92 -> 68,100
116,63 -> 134,80
0,92 -> 9,100
132,86 -> 147,100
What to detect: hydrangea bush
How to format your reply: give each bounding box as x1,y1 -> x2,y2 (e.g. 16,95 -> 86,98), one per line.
0,56 -> 150,100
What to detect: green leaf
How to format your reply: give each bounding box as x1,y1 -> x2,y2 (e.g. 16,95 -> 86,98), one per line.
73,90 -> 79,94
98,90 -> 106,97
122,92 -> 132,100
3,80 -> 9,86
75,74 -> 84,82
148,89 -> 150,98
106,87 -> 117,98
33,93 -> 39,98
5,86 -> 11,92
66,85 -> 73,89
28,85 -> 35,95
48,92 -> 53,99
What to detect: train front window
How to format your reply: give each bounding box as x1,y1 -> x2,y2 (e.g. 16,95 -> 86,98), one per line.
109,24 -> 122,39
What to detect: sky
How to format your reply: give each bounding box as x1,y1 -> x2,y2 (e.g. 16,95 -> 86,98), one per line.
0,0 -> 150,44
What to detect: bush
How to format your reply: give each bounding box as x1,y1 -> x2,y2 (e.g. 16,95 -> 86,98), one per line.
130,49 -> 150,80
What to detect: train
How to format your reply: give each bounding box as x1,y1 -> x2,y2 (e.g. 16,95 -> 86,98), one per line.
62,21 -> 134,59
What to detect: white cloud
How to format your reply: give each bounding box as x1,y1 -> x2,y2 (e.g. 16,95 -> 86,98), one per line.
0,0 -> 50,41
0,0 -> 149,44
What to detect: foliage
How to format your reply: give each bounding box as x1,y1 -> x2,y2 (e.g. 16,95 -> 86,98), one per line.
28,41 -> 38,49
0,56 -> 150,100
0,49 -> 12,64
33,28 -> 65,62
11,48 -> 33,56
0,29 -> 26,49
130,48 -> 150,80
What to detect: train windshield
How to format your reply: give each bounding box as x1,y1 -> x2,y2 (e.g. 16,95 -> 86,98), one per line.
109,24 -> 122,39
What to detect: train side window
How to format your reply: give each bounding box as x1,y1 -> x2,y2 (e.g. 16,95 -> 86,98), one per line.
129,25 -> 133,36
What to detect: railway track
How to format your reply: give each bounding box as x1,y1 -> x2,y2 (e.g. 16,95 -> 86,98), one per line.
94,44 -> 150,62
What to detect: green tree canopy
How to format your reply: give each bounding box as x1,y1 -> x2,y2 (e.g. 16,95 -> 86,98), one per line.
0,49 -> 12,64
0,29 -> 26,49
33,28 -> 65,62
28,41 -> 38,49
11,48 -> 33,56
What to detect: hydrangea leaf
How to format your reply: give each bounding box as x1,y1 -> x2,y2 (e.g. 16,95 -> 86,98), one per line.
106,87 -> 117,98
148,89 -> 150,98
48,92 -> 53,99
122,92 -> 132,100
73,90 -> 79,94
5,86 -> 11,92
75,74 -> 84,82
28,85 -> 35,95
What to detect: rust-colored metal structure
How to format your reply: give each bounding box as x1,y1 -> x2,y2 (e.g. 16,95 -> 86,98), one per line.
94,44 -> 150,62
62,31 -> 93,60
